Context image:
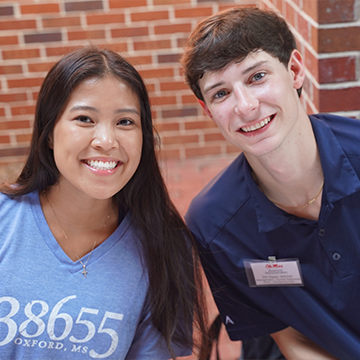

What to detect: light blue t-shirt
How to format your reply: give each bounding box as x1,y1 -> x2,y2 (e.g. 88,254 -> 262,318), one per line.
0,191 -> 189,359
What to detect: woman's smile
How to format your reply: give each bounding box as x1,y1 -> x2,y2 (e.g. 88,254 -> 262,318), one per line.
82,159 -> 120,171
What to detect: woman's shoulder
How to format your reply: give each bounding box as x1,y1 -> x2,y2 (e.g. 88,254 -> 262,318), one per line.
0,191 -> 16,210
0,191 -> 36,218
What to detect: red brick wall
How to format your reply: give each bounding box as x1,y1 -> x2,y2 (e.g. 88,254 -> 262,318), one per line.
260,0 -> 360,117
0,0 -> 256,170
1,0 -> 359,173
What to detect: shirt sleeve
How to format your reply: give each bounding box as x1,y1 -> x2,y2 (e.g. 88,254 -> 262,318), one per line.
185,181 -> 288,340
125,296 -> 192,360
193,229 -> 288,341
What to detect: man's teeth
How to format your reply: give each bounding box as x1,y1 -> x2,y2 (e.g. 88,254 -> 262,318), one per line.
241,116 -> 272,133
86,160 -> 117,170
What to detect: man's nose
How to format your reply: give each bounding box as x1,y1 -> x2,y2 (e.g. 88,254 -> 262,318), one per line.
234,85 -> 259,116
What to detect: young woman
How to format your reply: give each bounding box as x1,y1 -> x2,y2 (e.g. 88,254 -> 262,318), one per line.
0,46 -> 207,359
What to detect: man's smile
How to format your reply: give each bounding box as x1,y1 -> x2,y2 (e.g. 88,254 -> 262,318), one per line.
239,115 -> 275,133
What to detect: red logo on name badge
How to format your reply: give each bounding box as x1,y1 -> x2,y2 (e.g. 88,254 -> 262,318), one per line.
265,263 -> 283,269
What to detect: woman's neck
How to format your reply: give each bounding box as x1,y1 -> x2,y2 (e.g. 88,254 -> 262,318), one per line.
40,184 -> 119,260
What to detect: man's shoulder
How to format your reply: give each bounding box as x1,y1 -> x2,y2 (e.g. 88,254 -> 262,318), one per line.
185,154 -> 251,240
311,113 -> 360,133
311,113 -> 360,155
187,154 -> 248,209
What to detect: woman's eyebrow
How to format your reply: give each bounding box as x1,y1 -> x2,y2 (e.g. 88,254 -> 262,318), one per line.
114,108 -> 140,115
69,105 -> 140,116
70,105 -> 98,112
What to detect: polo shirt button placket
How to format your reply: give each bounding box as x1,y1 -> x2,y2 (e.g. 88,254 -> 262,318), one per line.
318,228 -> 326,237
318,227 -> 342,263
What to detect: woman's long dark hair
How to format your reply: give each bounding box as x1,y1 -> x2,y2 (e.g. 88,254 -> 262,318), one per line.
1,46 -> 209,358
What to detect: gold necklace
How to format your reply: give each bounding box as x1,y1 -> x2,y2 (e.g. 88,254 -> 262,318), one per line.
264,180 -> 324,210
44,191 -> 111,278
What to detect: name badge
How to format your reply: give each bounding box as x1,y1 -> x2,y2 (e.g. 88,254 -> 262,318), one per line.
244,257 -> 304,287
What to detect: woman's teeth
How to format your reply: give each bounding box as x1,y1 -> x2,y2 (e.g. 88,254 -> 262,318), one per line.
86,160 -> 118,170
241,116 -> 272,133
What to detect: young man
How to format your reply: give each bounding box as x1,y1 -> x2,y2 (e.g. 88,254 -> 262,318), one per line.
182,7 -> 360,359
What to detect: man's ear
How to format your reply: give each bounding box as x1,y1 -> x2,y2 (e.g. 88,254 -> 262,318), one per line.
198,99 -> 213,120
289,49 -> 305,91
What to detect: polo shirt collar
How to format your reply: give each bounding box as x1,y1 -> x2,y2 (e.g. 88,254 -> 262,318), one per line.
311,116 -> 360,203
246,115 -> 360,233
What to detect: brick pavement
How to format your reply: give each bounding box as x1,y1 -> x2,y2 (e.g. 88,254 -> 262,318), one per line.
161,155 -> 243,360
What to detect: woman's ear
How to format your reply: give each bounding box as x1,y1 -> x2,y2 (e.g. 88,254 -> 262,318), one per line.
288,49 -> 305,91
198,99 -> 214,120
48,133 -> 53,149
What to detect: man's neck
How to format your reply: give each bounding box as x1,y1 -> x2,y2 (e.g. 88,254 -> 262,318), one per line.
246,115 -> 324,220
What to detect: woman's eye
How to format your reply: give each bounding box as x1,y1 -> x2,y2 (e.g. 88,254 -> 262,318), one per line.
75,115 -> 92,123
252,72 -> 265,82
118,118 -> 134,126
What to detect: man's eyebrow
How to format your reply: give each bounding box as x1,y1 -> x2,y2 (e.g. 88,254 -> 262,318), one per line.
239,60 -> 268,75
203,81 -> 225,96
202,60 -> 269,96
69,105 -> 140,115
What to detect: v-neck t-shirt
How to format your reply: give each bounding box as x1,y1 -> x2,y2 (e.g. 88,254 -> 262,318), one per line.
0,191 -> 189,359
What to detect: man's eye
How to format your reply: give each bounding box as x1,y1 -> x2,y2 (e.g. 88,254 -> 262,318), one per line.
252,72 -> 265,82
214,90 -> 228,99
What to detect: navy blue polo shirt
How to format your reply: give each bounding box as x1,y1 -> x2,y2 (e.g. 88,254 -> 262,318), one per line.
186,114 -> 360,359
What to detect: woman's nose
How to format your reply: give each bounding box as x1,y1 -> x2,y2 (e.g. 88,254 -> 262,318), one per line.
91,124 -> 117,151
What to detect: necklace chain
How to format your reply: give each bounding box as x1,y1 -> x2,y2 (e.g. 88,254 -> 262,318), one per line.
254,177 -> 324,211
44,191 -> 111,278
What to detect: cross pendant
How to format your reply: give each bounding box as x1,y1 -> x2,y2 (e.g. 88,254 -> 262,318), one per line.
81,264 -> 88,278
